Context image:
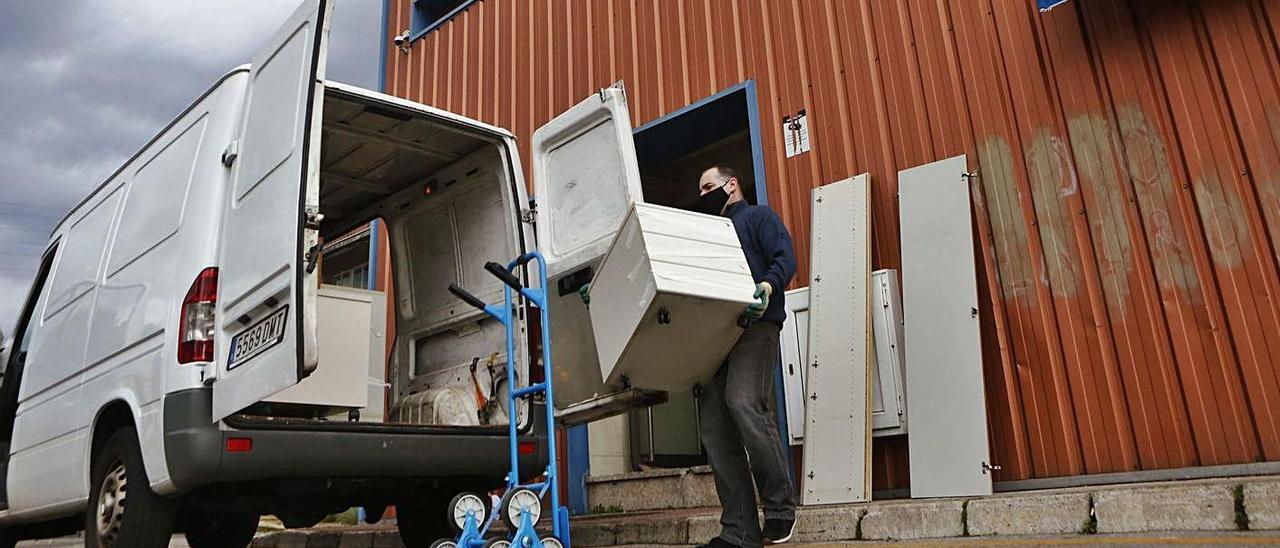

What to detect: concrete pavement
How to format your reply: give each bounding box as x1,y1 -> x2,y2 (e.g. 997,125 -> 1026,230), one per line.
18,532 -> 1280,547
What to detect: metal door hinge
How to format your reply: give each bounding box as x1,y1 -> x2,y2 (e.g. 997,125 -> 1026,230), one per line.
520,207 -> 537,223
305,207 -> 325,230
599,82 -> 626,103
221,140 -> 240,167
982,461 -> 1002,474
305,242 -> 323,274
962,171 -> 979,181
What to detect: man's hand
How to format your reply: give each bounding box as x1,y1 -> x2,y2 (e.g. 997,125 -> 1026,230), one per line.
745,282 -> 772,320
578,282 -> 591,308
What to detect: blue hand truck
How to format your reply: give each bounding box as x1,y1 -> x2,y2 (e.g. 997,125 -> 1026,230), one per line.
436,252 -> 569,548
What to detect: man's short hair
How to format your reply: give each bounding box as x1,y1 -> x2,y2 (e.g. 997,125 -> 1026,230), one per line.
704,164 -> 742,185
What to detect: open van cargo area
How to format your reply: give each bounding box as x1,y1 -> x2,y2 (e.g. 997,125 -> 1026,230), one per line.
241,85 -> 529,431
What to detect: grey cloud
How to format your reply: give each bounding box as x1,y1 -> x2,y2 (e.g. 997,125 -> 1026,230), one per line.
0,0 -> 383,332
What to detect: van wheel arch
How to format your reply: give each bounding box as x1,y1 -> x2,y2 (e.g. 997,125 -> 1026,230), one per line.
89,401 -> 141,479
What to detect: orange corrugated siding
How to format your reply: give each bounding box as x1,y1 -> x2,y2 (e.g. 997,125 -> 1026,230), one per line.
383,0 -> 1280,487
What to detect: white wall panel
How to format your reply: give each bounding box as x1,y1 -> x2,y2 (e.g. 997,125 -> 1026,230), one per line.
799,175 -> 872,505
899,155 -> 992,498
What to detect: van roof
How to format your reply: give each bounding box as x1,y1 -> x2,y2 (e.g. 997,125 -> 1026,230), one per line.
51,72 -> 517,238
50,65 -> 253,236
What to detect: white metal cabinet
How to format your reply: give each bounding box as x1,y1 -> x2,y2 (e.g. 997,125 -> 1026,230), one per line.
266,286 -> 384,412
529,85 -> 646,412
780,288 -> 810,445
780,272 -> 909,444
587,203 -> 756,391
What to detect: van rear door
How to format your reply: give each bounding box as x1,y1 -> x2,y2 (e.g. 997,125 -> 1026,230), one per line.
530,85 -> 666,423
211,0 -> 334,421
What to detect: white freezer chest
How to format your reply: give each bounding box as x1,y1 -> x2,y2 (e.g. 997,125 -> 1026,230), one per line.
587,203 -> 757,392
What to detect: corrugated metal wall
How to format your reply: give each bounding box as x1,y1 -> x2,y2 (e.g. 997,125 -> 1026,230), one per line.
382,0 -> 1280,487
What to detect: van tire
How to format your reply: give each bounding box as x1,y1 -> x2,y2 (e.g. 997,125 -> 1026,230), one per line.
0,528 -> 14,548
396,492 -> 451,547
183,510 -> 260,548
85,428 -> 176,548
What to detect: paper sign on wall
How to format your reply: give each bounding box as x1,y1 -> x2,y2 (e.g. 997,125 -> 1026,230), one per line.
782,110 -> 811,158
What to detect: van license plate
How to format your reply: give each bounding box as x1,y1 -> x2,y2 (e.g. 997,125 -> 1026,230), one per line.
227,306 -> 289,370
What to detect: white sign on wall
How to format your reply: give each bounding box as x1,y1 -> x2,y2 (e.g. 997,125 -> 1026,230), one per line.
782,110 -> 811,158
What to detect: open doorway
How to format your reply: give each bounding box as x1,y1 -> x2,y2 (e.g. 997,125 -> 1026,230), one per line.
628,81 -> 769,468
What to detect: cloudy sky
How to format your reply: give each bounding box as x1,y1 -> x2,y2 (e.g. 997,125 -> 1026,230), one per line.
0,0 -> 383,335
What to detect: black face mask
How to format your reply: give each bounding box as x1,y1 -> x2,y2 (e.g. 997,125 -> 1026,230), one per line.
690,183 -> 731,216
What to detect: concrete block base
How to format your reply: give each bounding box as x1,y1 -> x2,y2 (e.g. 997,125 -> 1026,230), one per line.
1093,482 -> 1237,533
966,492 -> 1091,536
860,499 -> 965,540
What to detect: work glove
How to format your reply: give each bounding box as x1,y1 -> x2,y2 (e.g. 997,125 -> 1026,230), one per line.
578,282 -> 591,308
745,282 -> 772,320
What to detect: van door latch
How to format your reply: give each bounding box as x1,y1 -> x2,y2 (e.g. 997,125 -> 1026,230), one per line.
520,207 -> 536,224
305,243 -> 322,274
221,140 -> 240,167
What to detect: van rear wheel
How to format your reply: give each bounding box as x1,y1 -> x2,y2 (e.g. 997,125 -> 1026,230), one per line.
396,492 -> 452,547
85,429 -> 176,548
183,510 -> 260,548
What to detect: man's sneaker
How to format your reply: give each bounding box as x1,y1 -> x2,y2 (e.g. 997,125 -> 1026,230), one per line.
763,518 -> 796,545
697,537 -> 740,548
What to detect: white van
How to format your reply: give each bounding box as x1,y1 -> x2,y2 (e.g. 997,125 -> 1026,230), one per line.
0,1 -> 659,546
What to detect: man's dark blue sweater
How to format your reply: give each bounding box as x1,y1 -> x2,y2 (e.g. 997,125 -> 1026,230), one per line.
723,200 -> 797,325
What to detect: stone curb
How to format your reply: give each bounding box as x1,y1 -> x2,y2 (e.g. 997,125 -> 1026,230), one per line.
1244,479 -> 1280,530
966,491 -> 1091,536
1093,482 -> 1237,533
257,476 -> 1280,547
860,498 -> 965,540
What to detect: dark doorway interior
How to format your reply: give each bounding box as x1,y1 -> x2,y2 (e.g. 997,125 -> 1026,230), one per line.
628,83 -> 763,469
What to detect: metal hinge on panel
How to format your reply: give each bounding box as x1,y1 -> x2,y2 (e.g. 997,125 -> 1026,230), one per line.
600,81 -> 626,103
982,461 -> 1002,474
961,171 -> 979,182
221,140 -> 240,167
520,207 -> 537,224
304,207 -> 325,230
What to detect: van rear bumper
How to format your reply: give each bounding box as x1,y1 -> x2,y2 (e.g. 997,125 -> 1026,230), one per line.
162,389 -> 548,494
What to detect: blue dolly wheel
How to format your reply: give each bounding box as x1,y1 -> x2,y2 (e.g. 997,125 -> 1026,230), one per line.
541,537 -> 564,548
429,539 -> 458,548
499,487 -> 542,530
448,492 -> 488,532
483,539 -> 511,548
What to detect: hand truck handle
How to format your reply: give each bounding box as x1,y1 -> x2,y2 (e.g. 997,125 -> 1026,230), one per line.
485,261 -> 524,291
448,283 -> 489,311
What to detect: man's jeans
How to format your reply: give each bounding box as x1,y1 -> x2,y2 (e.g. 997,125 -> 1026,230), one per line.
698,321 -> 796,547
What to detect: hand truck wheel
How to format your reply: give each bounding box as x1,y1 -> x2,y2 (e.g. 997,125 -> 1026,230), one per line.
429,539 -> 458,548
483,538 -> 511,548
499,487 -> 542,530
447,491 -> 489,532
541,536 -> 565,548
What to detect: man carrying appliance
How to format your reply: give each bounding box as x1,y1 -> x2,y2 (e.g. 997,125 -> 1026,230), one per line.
579,164 -> 798,547
689,165 -> 798,547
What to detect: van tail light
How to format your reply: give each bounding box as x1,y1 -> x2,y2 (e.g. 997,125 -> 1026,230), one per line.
178,267 -> 218,364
